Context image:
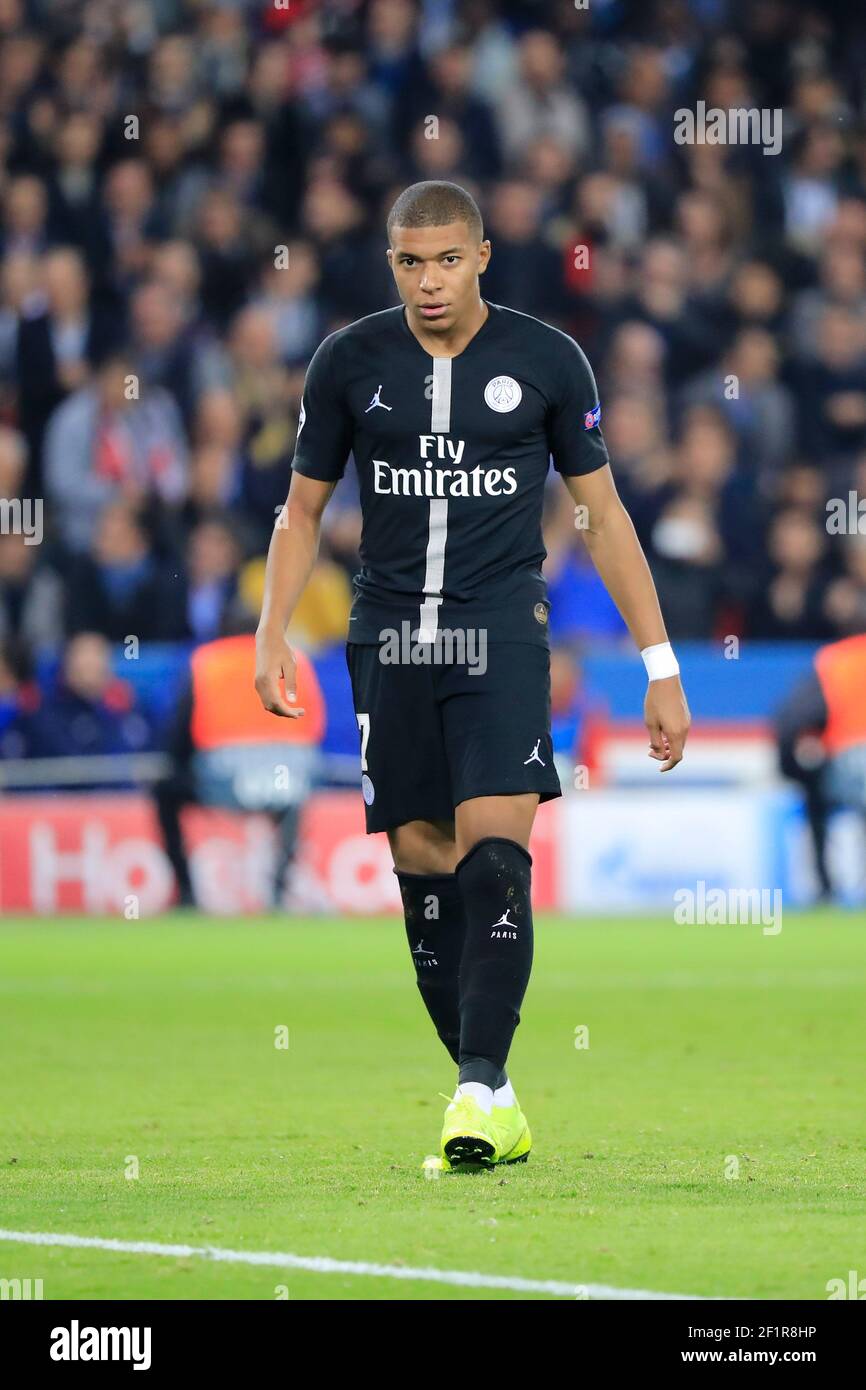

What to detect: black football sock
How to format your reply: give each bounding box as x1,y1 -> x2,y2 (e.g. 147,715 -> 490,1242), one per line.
454,838 -> 534,1090
397,869 -> 506,1088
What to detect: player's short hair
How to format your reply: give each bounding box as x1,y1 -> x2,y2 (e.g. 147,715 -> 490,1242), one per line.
387,181 -> 484,245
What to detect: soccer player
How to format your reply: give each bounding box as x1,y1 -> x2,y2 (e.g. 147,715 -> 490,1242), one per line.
255,181 -> 690,1170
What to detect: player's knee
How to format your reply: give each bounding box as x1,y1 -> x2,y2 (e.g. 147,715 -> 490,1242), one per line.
455,795 -> 538,860
455,836 -> 533,895
388,820 -> 457,875
457,822 -> 534,869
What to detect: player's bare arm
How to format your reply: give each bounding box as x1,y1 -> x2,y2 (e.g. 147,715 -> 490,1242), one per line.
254,473 -> 335,719
564,465 -> 691,772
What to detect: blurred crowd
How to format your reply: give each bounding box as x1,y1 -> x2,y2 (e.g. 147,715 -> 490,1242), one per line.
2,0 -> 866,764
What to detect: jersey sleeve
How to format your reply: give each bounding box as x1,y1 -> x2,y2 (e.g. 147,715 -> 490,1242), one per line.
546,335 -> 610,477
290,334 -> 354,483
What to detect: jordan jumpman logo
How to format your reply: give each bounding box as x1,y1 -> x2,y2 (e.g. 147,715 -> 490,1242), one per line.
365,384 -> 392,412
523,739 -> 545,767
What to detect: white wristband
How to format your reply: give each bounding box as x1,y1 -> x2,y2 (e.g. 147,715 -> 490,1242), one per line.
641,641 -> 680,681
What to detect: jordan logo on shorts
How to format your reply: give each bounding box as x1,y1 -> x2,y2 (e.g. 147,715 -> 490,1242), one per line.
490,909 -> 518,940
365,384 -> 392,412
523,739 -> 545,767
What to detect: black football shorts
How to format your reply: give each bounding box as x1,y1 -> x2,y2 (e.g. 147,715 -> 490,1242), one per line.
345,639 -> 562,833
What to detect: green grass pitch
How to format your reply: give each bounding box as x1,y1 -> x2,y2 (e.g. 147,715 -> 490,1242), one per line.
1,911 -> 864,1300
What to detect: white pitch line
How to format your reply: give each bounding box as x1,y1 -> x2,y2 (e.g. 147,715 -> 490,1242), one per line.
0,1229 -> 706,1300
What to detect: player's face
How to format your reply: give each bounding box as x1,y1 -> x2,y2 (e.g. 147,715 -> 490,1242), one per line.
387,221 -> 490,333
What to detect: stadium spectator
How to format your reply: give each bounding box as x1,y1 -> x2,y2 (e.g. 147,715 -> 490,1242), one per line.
395,40 -> 503,182
620,238 -> 717,385
496,30 -> 589,169
25,631 -> 152,769
182,515 -> 241,644
43,352 -> 187,554
823,535 -> 866,638
749,509 -> 832,641
47,111 -> 110,269
221,305 -> 296,539
1,175 -> 49,259
480,180 -> 563,317
65,501 -> 185,643
783,123 -> 846,255
648,494 -> 727,640
0,254 -> 36,410
789,238 -> 866,360
129,278 -> 220,429
16,247 -> 116,486
0,528 -> 63,650
253,239 -> 325,364
194,186 -> 265,330
726,259 -> 787,339
792,304 -> 866,467
680,327 -> 796,488
101,160 -> 162,288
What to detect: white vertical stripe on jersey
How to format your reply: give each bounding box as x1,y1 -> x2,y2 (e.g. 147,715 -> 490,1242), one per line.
418,358 -> 452,642
430,355 -> 452,433
417,499 -> 448,642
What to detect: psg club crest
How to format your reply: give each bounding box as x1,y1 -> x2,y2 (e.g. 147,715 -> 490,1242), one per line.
583,402 -> 602,430
484,375 -> 522,413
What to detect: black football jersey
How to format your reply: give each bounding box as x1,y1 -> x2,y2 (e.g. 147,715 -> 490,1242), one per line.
291,299 -> 609,645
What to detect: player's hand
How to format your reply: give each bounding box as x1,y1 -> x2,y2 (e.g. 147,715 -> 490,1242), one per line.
254,628 -> 305,718
644,674 -> 690,772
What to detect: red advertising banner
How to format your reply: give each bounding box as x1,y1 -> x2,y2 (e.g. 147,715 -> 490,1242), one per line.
0,793 -> 560,915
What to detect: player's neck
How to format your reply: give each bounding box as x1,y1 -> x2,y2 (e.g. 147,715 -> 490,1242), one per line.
404,297 -> 489,359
